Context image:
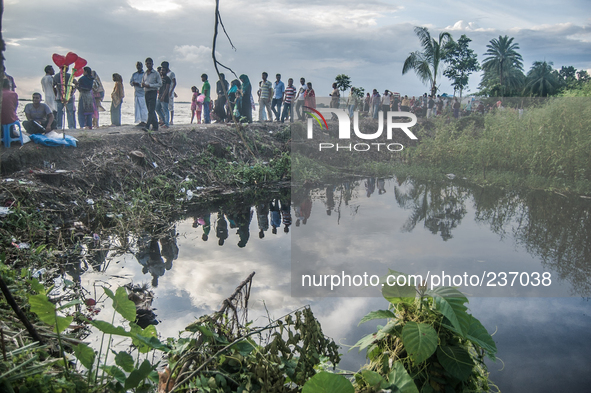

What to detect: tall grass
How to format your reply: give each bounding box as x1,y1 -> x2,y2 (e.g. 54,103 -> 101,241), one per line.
406,98 -> 591,190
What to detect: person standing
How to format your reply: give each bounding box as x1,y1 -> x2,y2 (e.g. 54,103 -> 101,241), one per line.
41,66 -> 57,116
130,61 -> 148,127
347,87 -> 357,118
161,61 -> 176,125
281,78 -> 296,123
272,74 -> 285,122
330,82 -> 340,109
141,58 -> 162,131
238,74 -> 252,123
110,73 -> 124,126
91,71 -> 105,128
215,73 -> 229,123
453,98 -> 460,119
304,82 -> 316,110
77,67 -> 95,129
294,77 -> 307,120
156,67 -> 171,128
371,89 -> 381,119
201,74 -> 211,124
53,65 -> 77,129
381,90 -> 390,118
258,72 -> 273,122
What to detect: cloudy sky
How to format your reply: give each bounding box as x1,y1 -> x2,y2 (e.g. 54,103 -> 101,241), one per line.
3,0 -> 590,101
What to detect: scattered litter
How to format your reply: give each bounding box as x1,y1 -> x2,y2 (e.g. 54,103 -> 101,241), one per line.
32,268 -> 47,278
0,207 -> 12,216
446,174 -> 456,180
18,243 -> 30,249
55,170 -> 68,173
268,131 -> 273,134
195,186 -> 205,191
186,190 -> 194,201
93,233 -> 100,241
152,162 -> 158,168
106,213 -> 115,218
263,161 -> 269,165
3,178 -> 15,182
71,200 -> 78,205
86,199 -> 94,205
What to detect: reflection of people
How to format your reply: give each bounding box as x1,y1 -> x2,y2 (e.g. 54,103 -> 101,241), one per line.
160,229 -> 179,271
325,185 -> 335,215
201,214 -> 211,241
228,207 -> 253,248
377,179 -> 386,195
256,203 -> 269,239
270,199 -> 281,234
136,236 -> 168,288
280,199 -> 292,233
216,212 -> 229,246
365,177 -> 376,198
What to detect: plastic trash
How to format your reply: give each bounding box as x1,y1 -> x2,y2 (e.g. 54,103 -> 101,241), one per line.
0,207 -> 12,216
32,268 -> 47,278
446,174 -> 456,180
86,199 -> 94,205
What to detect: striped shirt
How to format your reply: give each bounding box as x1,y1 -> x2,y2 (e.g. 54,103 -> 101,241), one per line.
284,85 -> 296,104
260,80 -> 272,100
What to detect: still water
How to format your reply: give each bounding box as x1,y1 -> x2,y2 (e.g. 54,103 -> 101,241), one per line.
65,177 -> 591,392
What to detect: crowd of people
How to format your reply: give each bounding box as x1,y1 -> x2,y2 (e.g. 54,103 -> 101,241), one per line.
1,59 -> 500,139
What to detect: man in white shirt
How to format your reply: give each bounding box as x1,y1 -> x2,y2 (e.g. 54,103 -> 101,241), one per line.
41,65 -> 57,115
130,61 -> 148,126
294,77 -> 307,121
161,61 -> 176,125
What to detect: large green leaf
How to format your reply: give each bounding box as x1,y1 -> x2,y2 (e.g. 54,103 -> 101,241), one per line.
401,322 -> 438,364
351,332 -> 378,352
125,359 -> 154,389
28,294 -> 73,334
436,345 -> 474,382
302,371 -> 355,393
130,323 -> 166,353
358,310 -> 396,326
387,362 -> 420,393
115,351 -> 135,373
73,343 -> 95,370
104,287 -> 137,322
427,287 -> 469,337
101,365 -> 126,384
465,315 -> 497,359
381,270 -> 416,304
361,370 -> 386,389
231,339 -> 256,356
90,320 -> 131,337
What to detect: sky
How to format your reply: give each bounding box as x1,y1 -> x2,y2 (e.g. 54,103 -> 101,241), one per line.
3,0 -> 591,102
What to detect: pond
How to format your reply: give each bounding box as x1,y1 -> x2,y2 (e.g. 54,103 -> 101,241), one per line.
62,177 -> 591,392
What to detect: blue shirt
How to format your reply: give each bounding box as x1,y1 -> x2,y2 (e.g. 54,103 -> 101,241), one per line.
273,80 -> 285,99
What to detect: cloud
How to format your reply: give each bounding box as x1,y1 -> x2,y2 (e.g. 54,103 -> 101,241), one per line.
173,45 -> 221,64
445,20 -> 495,32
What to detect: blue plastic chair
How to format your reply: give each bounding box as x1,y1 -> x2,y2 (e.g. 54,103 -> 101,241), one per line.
2,121 -> 23,147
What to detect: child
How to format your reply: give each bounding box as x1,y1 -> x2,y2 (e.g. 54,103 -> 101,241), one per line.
190,86 -> 201,124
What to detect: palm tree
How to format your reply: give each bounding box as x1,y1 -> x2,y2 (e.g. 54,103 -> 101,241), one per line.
481,35 -> 524,97
524,61 -> 560,97
402,26 -> 453,97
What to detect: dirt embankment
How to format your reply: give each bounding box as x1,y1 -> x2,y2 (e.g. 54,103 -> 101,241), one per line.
1,122 -> 290,202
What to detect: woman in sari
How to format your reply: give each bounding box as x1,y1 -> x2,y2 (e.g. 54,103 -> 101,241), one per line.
91,71 -> 105,128
111,73 -> 124,126
227,79 -> 241,122
238,74 -> 252,123
77,67 -> 95,129
304,82 -> 316,109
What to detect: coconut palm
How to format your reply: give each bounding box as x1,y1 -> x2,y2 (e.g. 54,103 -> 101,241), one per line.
402,26 -> 453,96
481,35 -> 524,97
524,61 -> 561,97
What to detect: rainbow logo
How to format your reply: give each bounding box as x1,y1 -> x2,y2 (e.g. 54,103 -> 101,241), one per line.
304,106 -> 328,130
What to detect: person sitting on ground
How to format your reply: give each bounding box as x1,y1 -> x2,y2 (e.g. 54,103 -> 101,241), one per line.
1,79 -> 19,136
23,92 -> 56,134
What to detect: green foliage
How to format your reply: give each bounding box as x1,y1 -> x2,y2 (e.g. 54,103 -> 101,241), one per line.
405,98 -> 591,192
302,371 -> 355,393
403,26 -> 453,96
335,74 -> 352,94
524,61 -> 561,97
349,273 -> 497,393
443,34 -> 480,98
481,35 -> 525,97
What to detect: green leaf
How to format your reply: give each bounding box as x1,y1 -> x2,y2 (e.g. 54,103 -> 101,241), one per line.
115,351 -> 135,373
231,339 -> 256,356
358,310 -> 396,326
73,343 -> 95,370
28,278 -> 46,295
57,299 -> 83,311
185,323 -> 214,337
436,345 -> 474,382
104,287 -> 137,322
130,323 -> 162,353
102,365 -> 127,384
361,370 -> 386,388
381,270 -> 416,304
427,287 -> 469,337
387,362 -> 420,393
465,315 -> 497,359
28,294 -> 73,333
125,359 -> 154,389
90,320 -> 131,337
302,371 -> 355,393
401,322 -> 438,364
351,332 -> 378,352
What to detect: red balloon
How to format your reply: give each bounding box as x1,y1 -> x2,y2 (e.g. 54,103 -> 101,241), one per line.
64,52 -> 78,66
74,68 -> 84,77
52,54 -> 65,67
74,57 -> 87,70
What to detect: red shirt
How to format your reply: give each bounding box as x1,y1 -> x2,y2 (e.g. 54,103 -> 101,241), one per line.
1,90 -> 19,125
